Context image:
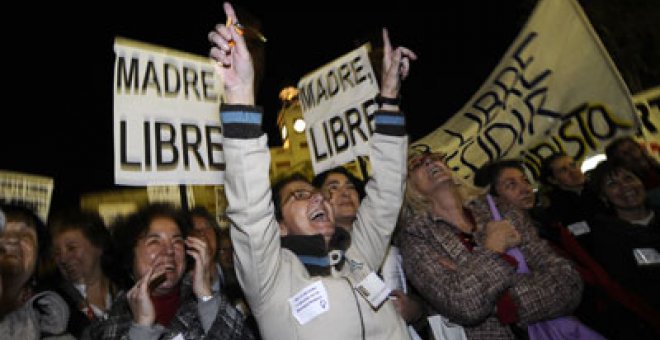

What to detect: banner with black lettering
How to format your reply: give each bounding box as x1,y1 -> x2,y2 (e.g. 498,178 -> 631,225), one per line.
0,170 -> 54,222
113,37 -> 223,185
415,0 -> 638,180
633,87 -> 660,162
297,44 -> 379,174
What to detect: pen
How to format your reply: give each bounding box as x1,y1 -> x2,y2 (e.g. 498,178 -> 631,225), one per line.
226,16 -> 267,45
226,17 -> 239,47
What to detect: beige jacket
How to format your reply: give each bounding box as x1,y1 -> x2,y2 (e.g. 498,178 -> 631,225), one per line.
223,108 -> 409,340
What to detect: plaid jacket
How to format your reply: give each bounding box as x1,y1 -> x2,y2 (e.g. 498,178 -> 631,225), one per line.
85,280 -> 254,340
398,197 -> 583,340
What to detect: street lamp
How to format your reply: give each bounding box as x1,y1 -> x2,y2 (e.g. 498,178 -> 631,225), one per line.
293,118 -> 306,133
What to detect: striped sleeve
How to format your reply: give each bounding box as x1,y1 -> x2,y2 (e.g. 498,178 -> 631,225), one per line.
374,110 -> 406,136
220,104 -> 263,139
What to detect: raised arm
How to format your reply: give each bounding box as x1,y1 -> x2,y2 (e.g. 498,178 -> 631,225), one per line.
350,28 -> 415,269
208,1 -> 279,313
379,28 -> 416,108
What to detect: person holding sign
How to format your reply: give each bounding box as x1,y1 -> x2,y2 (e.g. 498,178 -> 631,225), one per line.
396,145 -> 583,339
210,2 -> 416,339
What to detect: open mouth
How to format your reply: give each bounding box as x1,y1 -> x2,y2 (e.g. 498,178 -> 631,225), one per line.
153,260 -> 177,275
0,246 -> 20,258
620,190 -> 639,202
426,162 -> 445,175
427,164 -> 449,180
148,273 -> 167,291
0,253 -> 20,260
62,265 -> 79,276
309,210 -> 329,222
0,243 -> 19,254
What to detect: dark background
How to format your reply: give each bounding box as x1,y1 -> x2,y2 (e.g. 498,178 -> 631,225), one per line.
3,1 -> 658,212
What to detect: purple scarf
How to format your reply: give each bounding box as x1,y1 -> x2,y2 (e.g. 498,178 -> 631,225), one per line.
487,195 -> 604,340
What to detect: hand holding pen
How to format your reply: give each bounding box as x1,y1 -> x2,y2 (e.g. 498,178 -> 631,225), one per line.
208,2 -> 255,105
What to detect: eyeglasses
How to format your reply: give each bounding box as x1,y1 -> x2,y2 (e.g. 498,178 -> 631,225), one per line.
408,153 -> 446,171
408,144 -> 446,171
284,189 -> 319,204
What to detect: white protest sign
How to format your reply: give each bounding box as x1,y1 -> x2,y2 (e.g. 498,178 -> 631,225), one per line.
113,37 -> 224,186
0,170 -> 54,222
297,44 -> 379,174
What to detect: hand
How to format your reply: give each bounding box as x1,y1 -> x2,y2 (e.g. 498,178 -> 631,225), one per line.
380,28 -> 417,102
484,220 -> 521,253
185,236 -> 213,299
126,266 -> 165,326
390,290 -> 423,323
208,2 -> 255,105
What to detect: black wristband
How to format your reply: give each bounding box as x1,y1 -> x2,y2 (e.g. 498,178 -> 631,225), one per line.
376,95 -> 400,106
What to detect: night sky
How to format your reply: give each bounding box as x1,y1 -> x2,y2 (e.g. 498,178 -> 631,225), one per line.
4,1 -> 531,211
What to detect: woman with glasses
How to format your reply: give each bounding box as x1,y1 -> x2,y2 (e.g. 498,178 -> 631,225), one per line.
210,3 -> 416,339
397,146 -> 583,339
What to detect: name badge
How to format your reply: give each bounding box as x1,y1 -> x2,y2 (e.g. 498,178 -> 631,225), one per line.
567,221 -> 590,236
355,272 -> 391,309
633,248 -> 660,265
288,280 -> 330,325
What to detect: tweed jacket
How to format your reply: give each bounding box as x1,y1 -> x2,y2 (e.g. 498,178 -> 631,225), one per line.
398,197 -> 583,340
85,279 -> 254,340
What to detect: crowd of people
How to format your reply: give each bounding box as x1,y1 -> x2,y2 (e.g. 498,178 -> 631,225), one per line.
1,2 -> 659,339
